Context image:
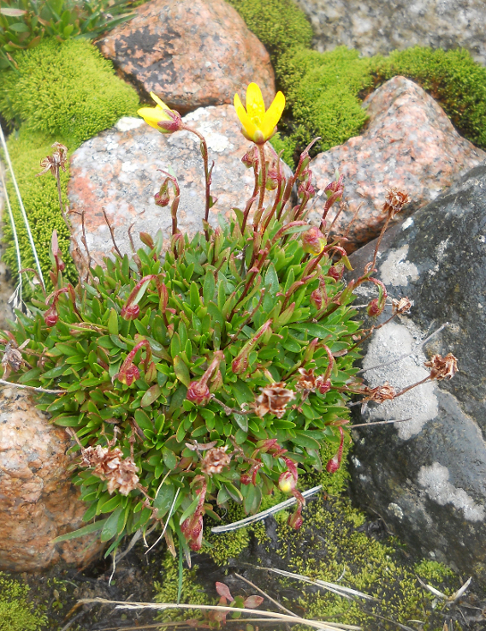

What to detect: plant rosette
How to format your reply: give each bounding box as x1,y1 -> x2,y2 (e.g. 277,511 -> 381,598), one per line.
2,83 -> 365,559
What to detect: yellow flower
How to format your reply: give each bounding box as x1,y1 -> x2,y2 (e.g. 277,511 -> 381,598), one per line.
137,92 -> 181,133
234,83 -> 285,144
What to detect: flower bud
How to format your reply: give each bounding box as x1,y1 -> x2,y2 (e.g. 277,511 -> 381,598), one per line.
326,455 -> 340,474
317,379 -> 331,394
366,298 -> 383,317
154,190 -> 170,207
298,178 -> 316,199
310,288 -> 323,310
278,470 -> 296,494
157,109 -> 183,132
117,364 -> 140,386
187,380 -> 211,405
240,473 -> 251,485
302,227 -> 326,255
231,354 -> 248,375
121,304 -> 140,321
328,265 -> 343,281
241,146 -> 259,169
288,506 -> 303,530
44,306 -> 58,327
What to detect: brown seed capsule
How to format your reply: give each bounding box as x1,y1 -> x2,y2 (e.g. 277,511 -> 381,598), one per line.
424,353 -> 458,380
382,188 -> 410,217
392,297 -> 413,315
253,382 -> 295,418
201,446 -> 231,476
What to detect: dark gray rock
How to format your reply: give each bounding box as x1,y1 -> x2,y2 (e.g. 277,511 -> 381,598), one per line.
347,162 -> 486,579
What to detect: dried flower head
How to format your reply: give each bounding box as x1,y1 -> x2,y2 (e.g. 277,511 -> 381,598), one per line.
392,297 -> 413,315
201,446 -> 231,476
424,353 -> 458,380
382,188 -> 410,217
81,445 -> 139,496
36,142 -> 68,177
253,382 -> 295,418
363,382 -> 397,404
1,341 -> 27,379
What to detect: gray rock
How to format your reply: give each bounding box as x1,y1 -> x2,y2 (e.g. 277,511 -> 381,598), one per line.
68,107 -> 291,268
296,0 -> 486,65
347,162 -> 486,579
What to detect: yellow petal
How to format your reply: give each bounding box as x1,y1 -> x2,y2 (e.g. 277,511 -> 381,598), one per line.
150,91 -> 170,110
138,107 -> 169,130
260,91 -> 286,139
234,93 -> 258,140
245,82 -> 265,120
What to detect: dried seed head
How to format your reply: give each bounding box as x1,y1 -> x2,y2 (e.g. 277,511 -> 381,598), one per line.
363,382 -> 396,403
296,368 -> 318,392
392,297 -> 413,315
81,445 -> 139,496
36,142 -> 68,177
382,188 -> 410,217
253,382 -> 295,418
201,446 -> 231,476
424,353 -> 458,380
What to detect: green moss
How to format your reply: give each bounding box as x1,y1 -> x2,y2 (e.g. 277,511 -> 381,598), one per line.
372,46 -> 486,149
0,38 -> 139,146
154,553 -> 212,622
2,128 -> 76,290
0,573 -> 47,631
1,37 -> 139,288
225,0 -> 312,61
205,503 -> 251,567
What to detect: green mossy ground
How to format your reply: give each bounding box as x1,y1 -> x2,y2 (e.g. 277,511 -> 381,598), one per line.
153,442 -> 459,630
0,573 -> 47,631
0,37 -> 139,290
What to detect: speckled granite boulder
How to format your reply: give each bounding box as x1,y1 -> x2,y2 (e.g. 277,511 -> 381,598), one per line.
68,106 -> 291,267
296,0 -> 486,65
346,162 -> 486,579
96,0 -> 275,113
309,76 -> 486,251
0,388 -> 104,571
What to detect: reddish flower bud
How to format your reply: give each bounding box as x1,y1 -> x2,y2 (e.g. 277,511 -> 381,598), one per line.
317,379 -> 331,394
241,146 -> 259,169
279,470 -> 296,493
44,305 -> 58,327
310,288 -> 323,310
121,303 -> 140,321
326,427 -> 345,474
328,265 -> 343,281
231,355 -> 248,375
366,298 -> 383,317
302,226 -> 326,255
154,190 -> 170,207
157,109 -> 183,132
117,364 -> 140,386
187,380 -> 211,405
240,473 -> 251,485
288,506 -> 303,530
298,178 -> 316,199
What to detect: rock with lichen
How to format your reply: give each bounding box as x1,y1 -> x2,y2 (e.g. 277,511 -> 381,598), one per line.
96,0 -> 275,112
0,388 -> 104,571
308,76 -> 486,251
347,161 -> 486,581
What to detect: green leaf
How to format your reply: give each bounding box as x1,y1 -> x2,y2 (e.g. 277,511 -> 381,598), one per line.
0,8 -> 27,16
134,409 -> 153,430
141,384 -> 161,407
290,322 -> 332,338
173,355 -> 191,387
107,308 -> 118,335
99,495 -> 123,514
203,271 -> 215,304
9,22 -> 30,32
53,518 -> 109,543
179,495 -> 200,524
101,507 -> 123,542
224,482 -> 243,503
291,431 -> 321,450
154,482 -> 176,517
54,415 -> 81,427
264,263 -> 279,296
162,448 -> 177,470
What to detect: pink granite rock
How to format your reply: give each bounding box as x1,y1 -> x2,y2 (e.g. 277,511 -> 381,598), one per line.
0,388 -> 104,571
96,0 -> 275,113
309,76 -> 486,251
67,105 -> 291,267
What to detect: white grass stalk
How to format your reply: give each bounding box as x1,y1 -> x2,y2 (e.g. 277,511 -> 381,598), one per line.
0,123 -> 45,287
211,485 -> 322,533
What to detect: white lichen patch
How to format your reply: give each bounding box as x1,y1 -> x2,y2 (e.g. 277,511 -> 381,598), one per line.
362,321 -> 438,439
379,244 -> 419,287
115,117 -> 144,132
428,237 -> 451,277
180,108 -> 232,152
401,217 -> 414,231
417,462 -> 485,522
388,502 -> 404,520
